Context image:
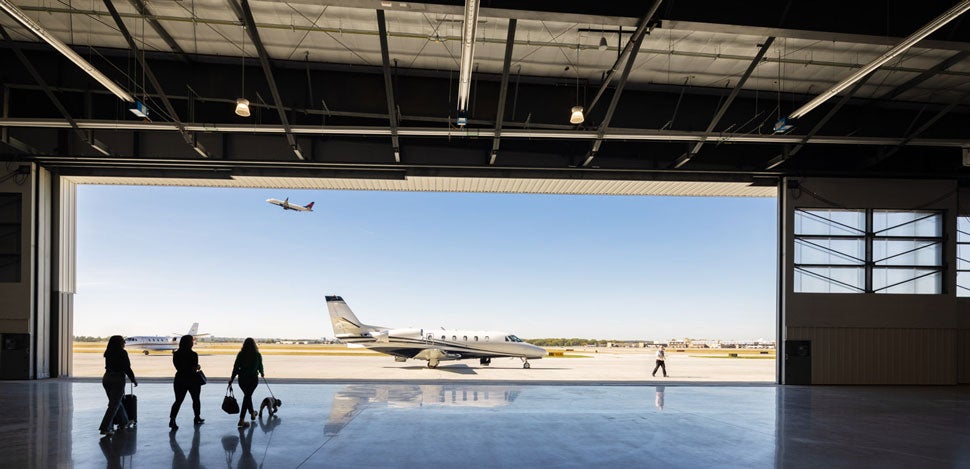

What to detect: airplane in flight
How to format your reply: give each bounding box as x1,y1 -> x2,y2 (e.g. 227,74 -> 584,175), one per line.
267,198 -> 314,212
327,295 -> 546,369
124,323 -> 209,355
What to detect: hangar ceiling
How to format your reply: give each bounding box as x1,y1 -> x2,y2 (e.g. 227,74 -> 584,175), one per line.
1,0 -> 969,194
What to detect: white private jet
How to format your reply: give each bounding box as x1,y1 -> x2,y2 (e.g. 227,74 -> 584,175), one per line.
267,198 -> 314,212
124,323 -> 209,355
327,296 -> 546,368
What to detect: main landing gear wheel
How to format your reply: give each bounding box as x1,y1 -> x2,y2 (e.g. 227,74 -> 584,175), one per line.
143,350 -> 149,355
479,358 -> 491,366
523,362 -> 531,369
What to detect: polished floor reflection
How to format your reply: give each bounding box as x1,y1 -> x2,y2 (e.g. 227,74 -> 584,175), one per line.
1,380 -> 968,468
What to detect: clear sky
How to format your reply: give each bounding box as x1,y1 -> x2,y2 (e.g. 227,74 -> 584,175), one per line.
75,185 -> 777,341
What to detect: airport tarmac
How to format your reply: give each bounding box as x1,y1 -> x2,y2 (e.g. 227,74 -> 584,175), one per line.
72,348 -> 775,382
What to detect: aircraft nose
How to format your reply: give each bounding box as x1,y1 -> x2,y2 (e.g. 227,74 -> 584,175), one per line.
530,345 -> 547,359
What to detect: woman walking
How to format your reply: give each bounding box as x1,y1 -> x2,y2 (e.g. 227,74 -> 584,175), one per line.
228,338 -> 263,428
169,335 -> 205,430
98,335 -> 137,437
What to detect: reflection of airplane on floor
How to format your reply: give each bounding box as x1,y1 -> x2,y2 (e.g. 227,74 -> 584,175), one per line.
327,295 -> 546,368
326,384 -> 520,436
124,323 -> 210,355
266,198 -> 314,212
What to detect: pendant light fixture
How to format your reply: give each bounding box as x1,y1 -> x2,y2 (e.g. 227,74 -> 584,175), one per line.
234,24 -> 250,117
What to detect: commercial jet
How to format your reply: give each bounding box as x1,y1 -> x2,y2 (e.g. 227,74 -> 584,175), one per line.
124,323 -> 209,355
267,198 -> 314,212
327,296 -> 546,368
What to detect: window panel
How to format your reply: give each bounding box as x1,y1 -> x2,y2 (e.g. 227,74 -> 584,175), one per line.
795,238 -> 865,265
873,211 -> 942,237
872,240 -> 942,266
873,269 -> 942,294
958,272 -> 970,297
794,209 -> 865,236
795,267 -> 864,293
958,216 -> 969,242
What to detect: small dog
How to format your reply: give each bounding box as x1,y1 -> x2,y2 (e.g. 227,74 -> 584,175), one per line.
258,397 -> 282,417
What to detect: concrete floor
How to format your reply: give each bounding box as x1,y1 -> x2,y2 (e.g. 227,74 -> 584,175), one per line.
2,380 -> 968,468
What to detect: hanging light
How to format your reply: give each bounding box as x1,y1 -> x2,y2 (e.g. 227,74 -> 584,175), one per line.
570,106 -> 585,125
234,24 -> 250,118
598,36 -> 608,51
235,98 -> 251,117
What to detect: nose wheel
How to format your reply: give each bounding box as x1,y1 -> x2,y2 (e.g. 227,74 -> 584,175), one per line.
520,357 -> 531,369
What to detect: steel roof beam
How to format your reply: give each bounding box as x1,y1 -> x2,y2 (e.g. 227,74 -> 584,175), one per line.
3,118 -> 968,149
880,51 -> 970,102
581,27 -> 647,168
103,0 -> 208,157
861,99 -> 962,168
490,18 -> 516,166
126,0 -> 187,61
0,24 -> 111,156
672,36 -> 775,169
229,0 -> 304,160
585,0 -> 663,118
377,10 -> 400,163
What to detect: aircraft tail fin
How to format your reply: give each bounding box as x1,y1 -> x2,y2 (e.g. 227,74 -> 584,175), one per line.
186,322 -> 199,336
327,296 -> 384,337
305,202 -> 314,211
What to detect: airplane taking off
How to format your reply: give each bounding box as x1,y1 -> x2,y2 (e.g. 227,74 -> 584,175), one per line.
267,198 -> 314,212
327,296 -> 546,368
124,323 -> 209,355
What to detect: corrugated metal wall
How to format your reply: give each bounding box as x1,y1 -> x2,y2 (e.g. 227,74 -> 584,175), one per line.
788,327 -> 957,384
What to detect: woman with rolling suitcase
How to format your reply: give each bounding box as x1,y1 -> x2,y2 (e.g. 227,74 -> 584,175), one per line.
98,335 -> 138,437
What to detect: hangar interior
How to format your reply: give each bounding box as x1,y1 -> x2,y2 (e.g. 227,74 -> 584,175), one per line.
1,0 -> 969,385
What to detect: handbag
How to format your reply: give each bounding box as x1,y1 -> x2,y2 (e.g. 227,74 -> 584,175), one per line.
222,385 -> 239,414
197,370 -> 207,386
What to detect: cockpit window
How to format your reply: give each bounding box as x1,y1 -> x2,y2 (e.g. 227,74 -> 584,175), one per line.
508,335 -> 523,343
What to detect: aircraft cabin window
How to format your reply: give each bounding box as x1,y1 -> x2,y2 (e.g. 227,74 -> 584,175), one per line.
484,336 -> 489,342
452,336 -> 457,341
441,335 -> 446,340
474,336 -> 478,341
427,334 -> 433,340
462,336 -> 468,341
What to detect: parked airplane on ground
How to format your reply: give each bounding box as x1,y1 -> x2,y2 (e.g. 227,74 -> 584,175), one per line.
267,198 -> 314,212
124,323 -> 209,355
327,296 -> 546,368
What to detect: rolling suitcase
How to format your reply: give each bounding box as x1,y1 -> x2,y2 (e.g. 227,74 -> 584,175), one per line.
113,383 -> 137,427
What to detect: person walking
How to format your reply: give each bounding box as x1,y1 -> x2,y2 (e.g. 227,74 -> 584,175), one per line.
98,335 -> 137,437
169,335 -> 205,430
652,345 -> 667,377
228,338 -> 264,428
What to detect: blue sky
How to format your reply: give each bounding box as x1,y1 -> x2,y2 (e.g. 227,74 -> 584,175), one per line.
75,186 -> 777,341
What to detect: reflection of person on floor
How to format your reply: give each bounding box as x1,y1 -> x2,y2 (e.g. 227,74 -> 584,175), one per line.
655,385 -> 665,411
652,345 -> 668,378
221,434 -> 239,468
169,426 -> 200,469
99,427 -> 136,469
237,423 -> 258,469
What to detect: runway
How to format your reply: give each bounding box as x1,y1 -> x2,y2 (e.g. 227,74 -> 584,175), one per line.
72,348 -> 775,383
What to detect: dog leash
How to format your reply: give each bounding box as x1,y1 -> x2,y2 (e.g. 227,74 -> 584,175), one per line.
262,376 -> 275,399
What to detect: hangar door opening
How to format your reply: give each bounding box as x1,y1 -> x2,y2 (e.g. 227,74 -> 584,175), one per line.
72,185 -> 777,382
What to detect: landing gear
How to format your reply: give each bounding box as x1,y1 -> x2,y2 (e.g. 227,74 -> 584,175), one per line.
520,357 -> 531,369
479,358 -> 491,366
428,359 -> 439,369
143,350 -> 149,355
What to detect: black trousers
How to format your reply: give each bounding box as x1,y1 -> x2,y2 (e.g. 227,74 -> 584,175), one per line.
652,360 -> 667,377
99,371 -> 128,431
170,376 -> 202,420
238,375 -> 258,418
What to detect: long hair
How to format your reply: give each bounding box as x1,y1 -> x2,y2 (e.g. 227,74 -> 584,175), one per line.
237,337 -> 258,365
104,335 -> 125,357
178,334 -> 194,351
